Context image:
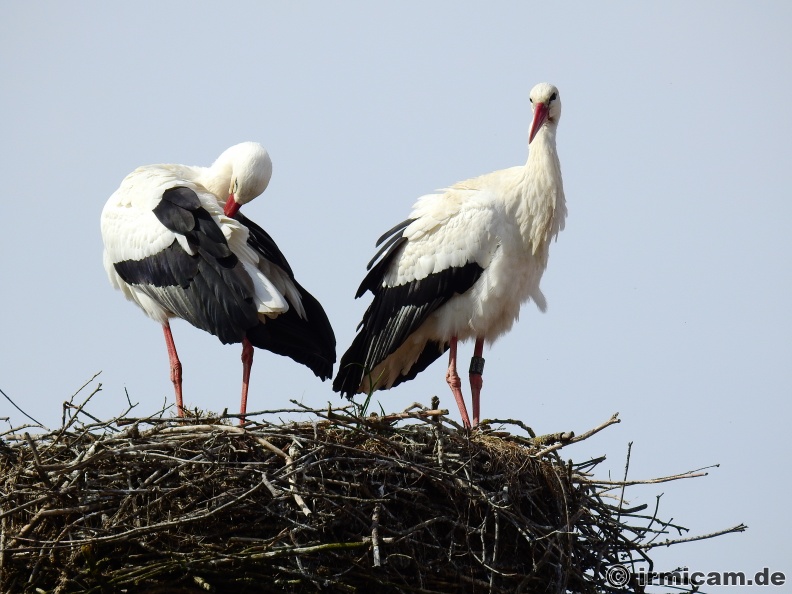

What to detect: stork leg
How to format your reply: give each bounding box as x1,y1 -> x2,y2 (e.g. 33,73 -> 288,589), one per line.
240,338 -> 254,425
162,322 -> 184,417
446,337 -> 472,429
469,338 -> 485,426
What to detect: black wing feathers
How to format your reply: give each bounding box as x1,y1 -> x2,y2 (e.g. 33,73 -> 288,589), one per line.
246,279 -> 336,379
376,218 -> 413,247
114,186 -> 256,344
152,186 -> 199,233
366,233 -> 408,272
114,241 -> 194,290
235,212 -> 294,276
357,236 -> 408,299
389,340 -> 448,389
240,215 -> 337,378
333,217 -> 484,396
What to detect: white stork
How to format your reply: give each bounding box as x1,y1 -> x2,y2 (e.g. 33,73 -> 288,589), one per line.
333,83 -> 566,428
101,142 -> 336,420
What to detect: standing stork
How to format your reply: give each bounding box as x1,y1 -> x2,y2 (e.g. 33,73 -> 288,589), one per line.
333,83 -> 566,428
101,142 -> 336,420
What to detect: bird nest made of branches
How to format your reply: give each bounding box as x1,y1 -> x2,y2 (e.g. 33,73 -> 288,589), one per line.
0,382 -> 745,594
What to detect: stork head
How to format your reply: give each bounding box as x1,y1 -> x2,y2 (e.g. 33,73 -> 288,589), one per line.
528,83 -> 561,144
210,142 -> 272,217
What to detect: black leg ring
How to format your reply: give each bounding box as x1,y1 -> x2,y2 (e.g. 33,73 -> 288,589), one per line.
469,356 -> 486,375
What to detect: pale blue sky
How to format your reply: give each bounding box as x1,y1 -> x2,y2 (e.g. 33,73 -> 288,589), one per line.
2,2 -> 790,589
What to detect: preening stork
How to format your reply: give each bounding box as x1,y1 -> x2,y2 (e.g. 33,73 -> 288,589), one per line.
333,83 -> 566,428
101,142 -> 336,420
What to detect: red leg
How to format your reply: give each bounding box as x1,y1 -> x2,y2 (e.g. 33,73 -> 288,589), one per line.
162,322 -> 184,417
446,337 -> 471,428
240,338 -> 254,425
469,338 -> 485,426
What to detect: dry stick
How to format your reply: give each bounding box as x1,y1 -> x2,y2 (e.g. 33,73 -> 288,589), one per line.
617,441 -> 633,530
0,387 -> 43,427
531,440 -> 568,458
531,413 -> 621,458
39,503 -> 105,517
242,540 -> 372,561
0,519 -> 5,575
24,433 -> 53,489
67,372 -> 103,405
76,398 -> 137,433
64,401 -> 105,429
639,523 -> 748,550
6,504 -> 53,550
609,440 -> 635,580
220,403 -> 358,424
369,409 -> 448,423
434,417 -> 445,468
254,435 -> 311,516
568,412 -> 621,444
592,467 -> 715,489
490,510 -> 500,589
0,496 -> 51,521
371,502 -> 382,567
555,460 -> 576,591
479,418 -> 538,438
532,431 -> 575,446
260,474 -> 282,497
59,372 -> 103,431
636,494 -> 665,545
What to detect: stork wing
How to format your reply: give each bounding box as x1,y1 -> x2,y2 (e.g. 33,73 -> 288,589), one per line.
333,190 -> 500,395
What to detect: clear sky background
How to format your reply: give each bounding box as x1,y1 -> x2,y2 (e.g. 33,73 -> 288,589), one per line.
2,2 -> 790,589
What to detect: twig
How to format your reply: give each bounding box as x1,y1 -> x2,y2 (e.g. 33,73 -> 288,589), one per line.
371,502 -> 382,567
617,441 -> 633,529
24,433 -> 53,489
592,467 -> 713,488
639,523 -> 748,550
568,412 -> 621,444
0,387 -> 44,428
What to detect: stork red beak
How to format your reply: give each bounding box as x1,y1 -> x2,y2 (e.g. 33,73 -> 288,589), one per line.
224,194 -> 241,217
528,102 -> 549,144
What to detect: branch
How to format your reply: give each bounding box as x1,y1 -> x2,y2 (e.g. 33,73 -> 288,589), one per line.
639,523 -> 748,550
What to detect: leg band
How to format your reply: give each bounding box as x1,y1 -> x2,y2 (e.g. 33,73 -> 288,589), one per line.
469,356 -> 486,375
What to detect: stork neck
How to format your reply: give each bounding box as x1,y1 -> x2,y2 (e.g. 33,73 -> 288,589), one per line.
524,125 -> 562,194
526,126 -> 558,167
196,162 -> 233,202
515,125 -> 566,255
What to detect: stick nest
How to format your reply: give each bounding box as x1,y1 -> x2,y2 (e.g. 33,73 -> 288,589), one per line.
0,386 -> 744,594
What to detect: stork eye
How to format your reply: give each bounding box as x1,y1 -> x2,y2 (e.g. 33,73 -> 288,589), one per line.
529,98 -> 533,104
550,92 -> 557,101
